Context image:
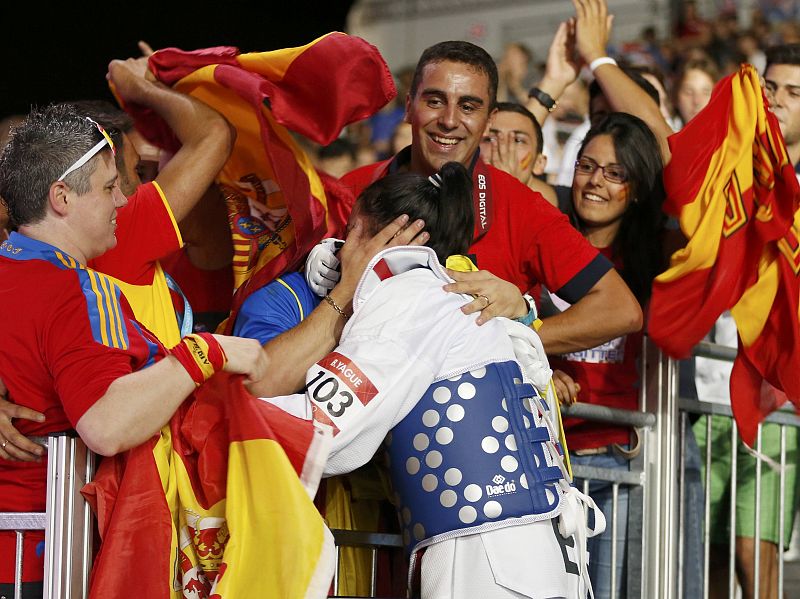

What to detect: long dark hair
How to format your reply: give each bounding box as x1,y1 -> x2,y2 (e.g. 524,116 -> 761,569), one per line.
356,161 -> 474,263
571,112 -> 667,305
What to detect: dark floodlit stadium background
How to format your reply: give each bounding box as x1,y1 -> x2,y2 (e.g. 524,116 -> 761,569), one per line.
0,2 -> 354,118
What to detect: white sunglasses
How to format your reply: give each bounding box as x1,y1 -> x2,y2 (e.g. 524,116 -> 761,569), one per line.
57,117 -> 117,182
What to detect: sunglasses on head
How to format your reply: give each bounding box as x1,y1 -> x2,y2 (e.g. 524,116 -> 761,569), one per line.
57,117 -> 117,182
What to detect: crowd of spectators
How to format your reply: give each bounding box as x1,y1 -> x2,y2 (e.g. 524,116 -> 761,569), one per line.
1,1 -> 800,598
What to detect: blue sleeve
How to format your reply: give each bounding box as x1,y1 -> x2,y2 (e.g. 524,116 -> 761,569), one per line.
232,272 -> 320,345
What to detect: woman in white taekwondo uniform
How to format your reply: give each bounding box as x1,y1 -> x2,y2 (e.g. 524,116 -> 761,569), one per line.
296,162 -> 603,598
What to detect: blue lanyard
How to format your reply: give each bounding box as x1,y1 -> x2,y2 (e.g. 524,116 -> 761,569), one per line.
165,273 -> 194,337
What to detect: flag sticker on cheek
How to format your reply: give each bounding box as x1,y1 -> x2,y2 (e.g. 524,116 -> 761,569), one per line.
305,352 -> 378,435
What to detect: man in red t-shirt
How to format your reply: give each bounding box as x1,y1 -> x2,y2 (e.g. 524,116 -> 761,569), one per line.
0,103 -> 267,593
339,40 -> 642,355
0,51 -> 240,458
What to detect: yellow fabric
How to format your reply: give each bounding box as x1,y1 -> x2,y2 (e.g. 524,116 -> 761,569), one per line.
548,378 -> 573,479
151,432 -> 331,597
324,474 -> 382,597
235,36 -> 326,82
181,335 -> 221,382
213,441 -> 330,597
113,263 -> 181,348
730,248 -> 780,345
445,254 -> 479,272
109,183 -> 183,348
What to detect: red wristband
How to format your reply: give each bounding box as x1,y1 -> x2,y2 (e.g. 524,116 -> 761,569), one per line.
169,333 -> 228,387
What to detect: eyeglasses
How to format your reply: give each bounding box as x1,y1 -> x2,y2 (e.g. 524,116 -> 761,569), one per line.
57,117 -> 117,182
574,157 -> 628,184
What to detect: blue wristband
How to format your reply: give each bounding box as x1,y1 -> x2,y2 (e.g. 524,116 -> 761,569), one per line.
515,294 -> 538,327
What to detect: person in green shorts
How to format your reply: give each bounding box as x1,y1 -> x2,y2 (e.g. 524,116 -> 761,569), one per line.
693,313 -> 800,599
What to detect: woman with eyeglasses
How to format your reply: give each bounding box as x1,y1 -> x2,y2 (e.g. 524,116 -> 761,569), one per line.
545,111 -> 668,598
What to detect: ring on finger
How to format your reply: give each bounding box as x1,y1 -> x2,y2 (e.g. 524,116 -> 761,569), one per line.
477,294 -> 490,306
0,439 -> 7,449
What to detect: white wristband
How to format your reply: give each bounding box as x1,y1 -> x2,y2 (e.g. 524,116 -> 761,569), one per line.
589,56 -> 618,73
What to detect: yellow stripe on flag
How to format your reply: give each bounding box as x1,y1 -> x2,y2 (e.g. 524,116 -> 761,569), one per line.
235,33 -> 335,82
657,70 -> 766,284
211,439 -> 333,598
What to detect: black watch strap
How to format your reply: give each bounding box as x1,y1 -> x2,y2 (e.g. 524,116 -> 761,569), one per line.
528,86 -> 557,112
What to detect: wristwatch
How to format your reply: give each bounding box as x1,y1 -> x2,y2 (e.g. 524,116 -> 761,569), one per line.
528,86 -> 557,112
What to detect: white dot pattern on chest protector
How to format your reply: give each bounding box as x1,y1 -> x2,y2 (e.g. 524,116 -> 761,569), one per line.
413,523 -> 426,540
440,489 -> 457,508
444,467 -> 462,486
422,409 -> 440,427
501,455 -> 519,473
505,434 -> 518,451
457,382 -> 476,399
446,404 -> 465,422
432,386 -> 451,404
459,505 -> 477,524
483,500 -> 502,519
481,436 -> 500,454
471,366 -> 487,378
389,362 -> 565,553
463,484 -> 482,502
492,415 -> 509,433
435,427 -> 454,445
425,450 -> 443,468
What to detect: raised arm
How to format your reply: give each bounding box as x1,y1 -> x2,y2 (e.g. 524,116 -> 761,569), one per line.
572,0 -> 673,162
107,56 -> 234,221
527,20 -> 582,126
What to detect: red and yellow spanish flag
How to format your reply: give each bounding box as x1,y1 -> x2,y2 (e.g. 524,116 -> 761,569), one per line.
648,64 -> 800,444
132,32 -> 395,332
84,373 -> 333,598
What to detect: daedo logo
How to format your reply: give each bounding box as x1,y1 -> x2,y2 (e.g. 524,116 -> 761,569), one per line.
486,473 -> 517,497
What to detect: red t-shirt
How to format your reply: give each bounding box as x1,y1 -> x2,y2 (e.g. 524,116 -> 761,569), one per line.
549,247 -> 643,450
89,181 -> 181,285
0,233 -> 164,582
340,154 -> 609,300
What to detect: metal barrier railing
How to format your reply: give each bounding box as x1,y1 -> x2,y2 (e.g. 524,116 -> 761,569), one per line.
329,529 -> 403,598
679,397 -> 800,599
0,434 -> 95,599
562,336 -> 800,599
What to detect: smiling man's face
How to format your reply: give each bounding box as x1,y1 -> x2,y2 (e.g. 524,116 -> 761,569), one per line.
406,60 -> 493,176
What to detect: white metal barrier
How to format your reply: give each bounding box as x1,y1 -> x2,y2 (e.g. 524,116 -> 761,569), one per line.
562,337 -> 800,599
0,434 -> 95,599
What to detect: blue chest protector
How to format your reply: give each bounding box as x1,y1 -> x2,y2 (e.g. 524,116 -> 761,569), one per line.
387,360 -> 566,554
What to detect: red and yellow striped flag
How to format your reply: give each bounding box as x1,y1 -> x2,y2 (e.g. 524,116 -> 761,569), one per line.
648,64 -> 800,444
134,32 -> 395,331
84,373 -> 333,598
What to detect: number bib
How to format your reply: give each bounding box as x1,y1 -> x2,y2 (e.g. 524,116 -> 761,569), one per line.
306,351 -> 378,435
